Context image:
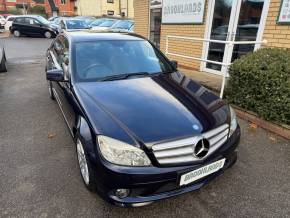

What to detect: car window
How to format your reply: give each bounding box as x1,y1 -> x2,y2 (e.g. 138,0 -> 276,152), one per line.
15,17 -> 25,23
33,19 -> 41,25
24,18 -> 38,25
65,20 -> 90,29
112,21 -> 134,30
60,36 -> 70,79
52,38 -> 64,66
73,40 -> 173,82
8,17 -> 16,21
98,20 -> 116,27
36,16 -> 49,25
90,19 -> 105,27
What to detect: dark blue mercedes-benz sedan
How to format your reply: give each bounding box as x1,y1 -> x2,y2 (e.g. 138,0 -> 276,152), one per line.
45,31 -> 240,207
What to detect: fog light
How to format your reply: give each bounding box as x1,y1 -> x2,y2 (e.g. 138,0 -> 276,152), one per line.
115,189 -> 130,198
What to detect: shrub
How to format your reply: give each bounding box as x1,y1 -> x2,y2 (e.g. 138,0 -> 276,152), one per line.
7,7 -> 22,15
226,48 -> 290,125
30,5 -> 46,15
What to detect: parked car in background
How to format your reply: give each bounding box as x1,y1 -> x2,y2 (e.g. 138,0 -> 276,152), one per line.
45,31 -> 240,207
4,15 -> 19,31
59,18 -> 91,32
50,16 -> 66,33
10,15 -> 58,38
110,20 -> 134,32
91,19 -> 118,30
89,18 -> 108,28
76,16 -> 96,26
48,16 -> 60,22
1,14 -> 13,19
0,15 -> 5,32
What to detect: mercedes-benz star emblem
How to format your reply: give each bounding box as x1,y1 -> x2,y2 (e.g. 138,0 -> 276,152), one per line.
194,138 -> 210,158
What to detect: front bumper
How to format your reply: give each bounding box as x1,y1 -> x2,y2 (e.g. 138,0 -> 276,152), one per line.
93,126 -> 241,207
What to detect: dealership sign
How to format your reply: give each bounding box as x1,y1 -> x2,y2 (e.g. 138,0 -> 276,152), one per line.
162,0 -> 205,24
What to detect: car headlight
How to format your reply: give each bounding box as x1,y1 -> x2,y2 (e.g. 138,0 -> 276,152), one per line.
97,136 -> 151,166
229,106 -> 238,136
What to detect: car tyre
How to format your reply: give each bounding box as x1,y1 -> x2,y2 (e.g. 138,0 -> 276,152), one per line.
75,135 -> 98,192
13,30 -> 21,37
48,81 -> 55,100
44,31 -> 52,39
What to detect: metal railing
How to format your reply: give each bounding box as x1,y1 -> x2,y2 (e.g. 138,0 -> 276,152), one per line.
165,35 -> 267,98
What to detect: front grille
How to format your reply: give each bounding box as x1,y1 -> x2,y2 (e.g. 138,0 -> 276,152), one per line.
152,124 -> 229,165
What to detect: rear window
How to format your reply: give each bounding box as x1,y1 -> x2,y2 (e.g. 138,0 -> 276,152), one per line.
8,17 -> 16,21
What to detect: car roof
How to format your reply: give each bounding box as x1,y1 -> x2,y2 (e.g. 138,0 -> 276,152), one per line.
64,31 -> 145,43
64,18 -> 85,22
6,15 -> 19,18
15,15 -> 44,19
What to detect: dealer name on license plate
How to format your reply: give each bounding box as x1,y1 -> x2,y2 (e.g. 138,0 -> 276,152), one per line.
180,158 -> 226,186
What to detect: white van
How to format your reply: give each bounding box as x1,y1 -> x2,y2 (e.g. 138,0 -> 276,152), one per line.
5,15 -> 19,31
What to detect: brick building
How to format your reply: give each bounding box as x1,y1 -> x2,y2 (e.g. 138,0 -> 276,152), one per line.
0,0 -> 75,16
75,0 -> 134,18
134,0 -> 290,77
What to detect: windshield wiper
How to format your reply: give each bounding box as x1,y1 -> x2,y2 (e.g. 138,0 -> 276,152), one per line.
100,72 -> 150,81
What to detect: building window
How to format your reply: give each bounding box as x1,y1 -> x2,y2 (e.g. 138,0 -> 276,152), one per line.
61,0 -> 66,4
107,10 -> 114,15
107,0 -> 114,3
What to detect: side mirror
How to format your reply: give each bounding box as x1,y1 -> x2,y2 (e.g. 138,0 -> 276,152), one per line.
171,60 -> 178,69
46,68 -> 65,81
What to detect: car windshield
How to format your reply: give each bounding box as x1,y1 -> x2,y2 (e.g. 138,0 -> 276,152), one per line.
74,40 -> 173,82
51,17 -> 62,25
91,19 -> 105,27
78,17 -> 96,25
66,20 -> 90,29
111,21 -> 134,30
37,16 -> 50,25
98,20 -> 116,27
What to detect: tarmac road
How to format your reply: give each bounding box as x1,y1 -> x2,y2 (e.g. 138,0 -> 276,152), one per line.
0,36 -> 289,218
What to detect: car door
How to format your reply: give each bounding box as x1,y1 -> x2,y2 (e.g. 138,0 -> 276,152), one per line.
32,18 -> 44,36
21,17 -> 37,35
13,17 -> 25,33
48,35 -> 76,134
28,18 -> 45,36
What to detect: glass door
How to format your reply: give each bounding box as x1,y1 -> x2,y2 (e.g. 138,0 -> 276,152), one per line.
149,0 -> 162,48
205,0 -> 239,72
149,8 -> 162,48
203,0 -> 267,75
230,0 -> 265,62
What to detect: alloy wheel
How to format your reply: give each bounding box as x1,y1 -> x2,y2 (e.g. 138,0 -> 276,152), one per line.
13,30 -> 20,37
44,31 -> 52,39
76,139 -> 90,185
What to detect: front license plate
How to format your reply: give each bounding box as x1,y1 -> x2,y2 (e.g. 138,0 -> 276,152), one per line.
180,158 -> 226,186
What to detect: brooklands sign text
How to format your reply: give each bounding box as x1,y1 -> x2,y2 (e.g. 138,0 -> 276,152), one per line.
162,0 -> 205,24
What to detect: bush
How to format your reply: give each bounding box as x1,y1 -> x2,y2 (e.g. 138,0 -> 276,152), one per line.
30,5 -> 46,15
226,48 -> 290,125
7,7 -> 22,15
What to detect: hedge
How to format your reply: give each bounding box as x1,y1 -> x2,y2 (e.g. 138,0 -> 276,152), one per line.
226,48 -> 290,125
30,5 -> 46,15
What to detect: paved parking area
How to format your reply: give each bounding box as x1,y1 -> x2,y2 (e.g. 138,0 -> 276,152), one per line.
0,37 -> 290,218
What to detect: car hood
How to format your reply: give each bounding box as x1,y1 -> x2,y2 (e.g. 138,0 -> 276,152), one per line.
74,72 -> 230,144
